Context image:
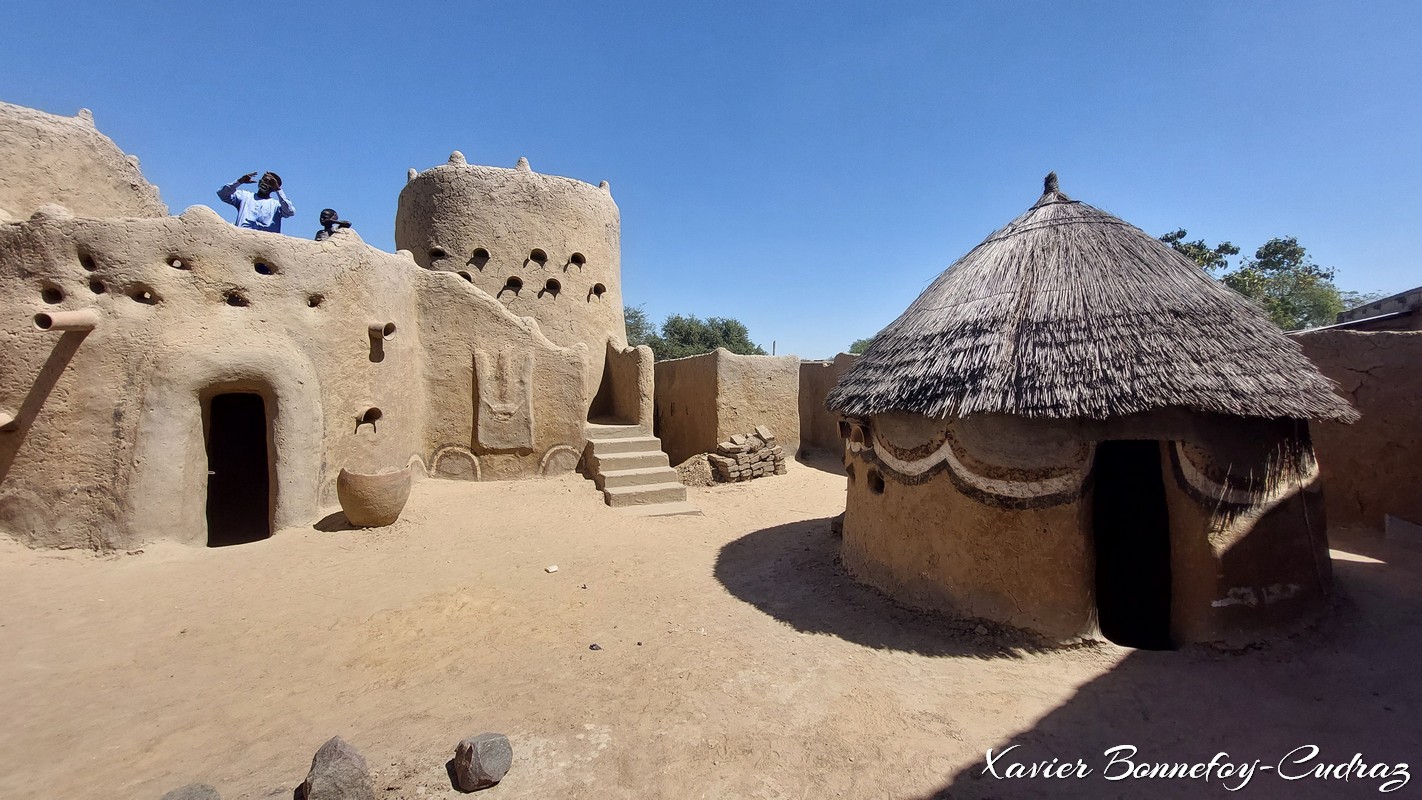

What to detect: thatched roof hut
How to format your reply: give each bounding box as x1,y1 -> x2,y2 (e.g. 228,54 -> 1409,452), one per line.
827,175 -> 1353,649
827,173 -> 1357,423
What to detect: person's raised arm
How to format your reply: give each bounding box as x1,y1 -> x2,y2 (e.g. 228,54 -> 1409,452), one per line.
276,189 -> 296,219
218,172 -> 257,207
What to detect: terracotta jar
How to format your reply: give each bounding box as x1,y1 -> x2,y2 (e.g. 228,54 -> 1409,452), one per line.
337,466 -> 412,527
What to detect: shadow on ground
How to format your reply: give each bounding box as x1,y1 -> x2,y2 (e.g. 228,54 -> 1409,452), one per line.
715,516 -> 1051,659
313,512 -> 356,532
795,447 -> 847,476
922,532 -> 1422,799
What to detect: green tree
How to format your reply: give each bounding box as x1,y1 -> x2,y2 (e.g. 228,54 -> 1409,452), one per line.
1223,237 -> 1343,331
624,307 -> 767,359
1159,229 -> 1240,273
1162,231 -> 1371,331
624,305 -> 654,347
849,337 -> 875,355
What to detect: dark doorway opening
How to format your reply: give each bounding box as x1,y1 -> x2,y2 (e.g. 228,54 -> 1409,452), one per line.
205,392 -> 271,547
587,350 -> 636,425
1092,440 -> 1173,650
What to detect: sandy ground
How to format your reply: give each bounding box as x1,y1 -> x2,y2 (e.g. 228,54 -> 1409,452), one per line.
1,454 -> 1419,799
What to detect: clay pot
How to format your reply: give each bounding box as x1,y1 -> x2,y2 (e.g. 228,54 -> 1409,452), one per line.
337,466 -> 411,527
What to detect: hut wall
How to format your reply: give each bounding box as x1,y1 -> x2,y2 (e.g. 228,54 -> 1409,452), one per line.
799,353 -> 858,454
654,349 -> 800,466
841,411 -> 1332,644
840,413 -> 1096,640
1295,330 -> 1422,533
1162,424 -> 1331,644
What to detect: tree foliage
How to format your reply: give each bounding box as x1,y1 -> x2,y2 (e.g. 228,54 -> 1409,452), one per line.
624,306 -> 767,360
849,337 -> 875,355
1160,230 -> 1375,331
1159,229 -> 1240,273
1220,237 -> 1344,331
624,304 -> 655,347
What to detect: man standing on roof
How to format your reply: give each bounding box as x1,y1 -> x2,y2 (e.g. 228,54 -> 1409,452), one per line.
217,171 -> 295,233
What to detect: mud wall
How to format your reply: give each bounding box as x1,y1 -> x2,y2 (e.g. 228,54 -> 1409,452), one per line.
0,101 -> 166,221
0,208 -> 420,549
654,349 -> 800,466
799,353 -> 858,453
0,207 -> 592,549
841,410 -> 1330,644
416,268 -> 587,482
1295,330 -> 1422,532
841,412 -> 1095,638
652,351 -> 718,466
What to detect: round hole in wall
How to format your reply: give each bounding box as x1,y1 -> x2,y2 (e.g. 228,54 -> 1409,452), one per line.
41,286 -> 64,304
457,271 -> 474,283
868,469 -> 885,495
253,259 -> 276,275
360,407 -> 383,424
373,322 -> 396,340
543,278 -> 561,297
225,290 -> 249,307
504,276 -> 523,294
129,286 -> 160,305
307,294 -> 325,308
591,283 -> 606,298
470,248 -> 490,268
168,256 -> 190,270
88,280 -> 105,295
78,253 -> 97,272
529,248 -> 548,266
429,246 -> 448,261
569,252 -> 586,268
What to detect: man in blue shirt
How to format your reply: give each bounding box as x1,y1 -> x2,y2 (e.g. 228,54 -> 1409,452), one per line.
217,171 -> 296,233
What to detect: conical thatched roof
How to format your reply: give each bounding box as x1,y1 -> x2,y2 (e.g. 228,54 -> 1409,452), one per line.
826,174 -> 1358,422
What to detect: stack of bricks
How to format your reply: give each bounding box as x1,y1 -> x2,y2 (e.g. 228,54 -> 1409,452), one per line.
708,425 -> 788,482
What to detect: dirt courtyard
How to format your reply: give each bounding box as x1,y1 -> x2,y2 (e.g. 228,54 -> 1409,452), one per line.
2,454 -> 1418,799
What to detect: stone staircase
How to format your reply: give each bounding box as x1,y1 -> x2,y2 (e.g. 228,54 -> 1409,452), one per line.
583,423 -> 699,516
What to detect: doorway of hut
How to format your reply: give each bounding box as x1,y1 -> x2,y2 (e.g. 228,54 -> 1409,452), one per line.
1091,439 -> 1173,650
204,392 -> 272,547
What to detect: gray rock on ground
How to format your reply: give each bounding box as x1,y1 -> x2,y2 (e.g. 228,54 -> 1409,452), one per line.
453,732 -> 513,791
160,784 -> 221,800
299,736 -> 375,800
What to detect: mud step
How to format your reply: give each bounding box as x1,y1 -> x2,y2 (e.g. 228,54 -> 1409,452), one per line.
603,482 -> 688,507
584,423 -> 644,440
591,450 -> 670,472
618,501 -> 703,517
588,436 -> 664,456
596,465 -> 681,491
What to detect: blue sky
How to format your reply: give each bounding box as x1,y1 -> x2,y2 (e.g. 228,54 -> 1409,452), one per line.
4,1 -> 1418,358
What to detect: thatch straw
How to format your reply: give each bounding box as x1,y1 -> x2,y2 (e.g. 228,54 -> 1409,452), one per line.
827,174 -> 1358,422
